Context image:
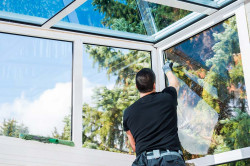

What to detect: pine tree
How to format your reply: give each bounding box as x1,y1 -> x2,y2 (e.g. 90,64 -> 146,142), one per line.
0,119 -> 29,138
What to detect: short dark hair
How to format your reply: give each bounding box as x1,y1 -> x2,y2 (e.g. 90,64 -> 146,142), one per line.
136,68 -> 156,93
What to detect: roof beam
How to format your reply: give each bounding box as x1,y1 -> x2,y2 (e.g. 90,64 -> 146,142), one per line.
144,0 -> 217,15
42,0 -> 87,29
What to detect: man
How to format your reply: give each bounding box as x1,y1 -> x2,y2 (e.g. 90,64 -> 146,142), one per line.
123,62 -> 185,166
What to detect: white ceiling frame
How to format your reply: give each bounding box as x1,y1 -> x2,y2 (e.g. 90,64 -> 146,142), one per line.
0,21 -> 154,51
144,0 -> 217,15
42,0 -> 87,29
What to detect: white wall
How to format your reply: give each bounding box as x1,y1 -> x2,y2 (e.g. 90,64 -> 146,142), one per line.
0,136 -> 135,166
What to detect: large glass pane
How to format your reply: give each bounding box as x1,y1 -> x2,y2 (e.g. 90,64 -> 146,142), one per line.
164,16 -> 249,160
0,33 -> 72,141
54,0 -> 200,42
0,0 -> 73,25
82,44 -> 151,153
179,0 -> 235,9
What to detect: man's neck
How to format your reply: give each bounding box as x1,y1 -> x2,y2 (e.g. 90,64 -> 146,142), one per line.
140,90 -> 155,98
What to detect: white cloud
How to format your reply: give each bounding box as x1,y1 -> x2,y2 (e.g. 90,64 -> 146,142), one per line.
0,77 -> 115,137
82,77 -> 96,106
82,77 -> 115,107
0,82 -> 72,137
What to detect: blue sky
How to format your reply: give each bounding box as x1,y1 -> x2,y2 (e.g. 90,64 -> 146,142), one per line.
0,32 -> 119,136
61,0 -> 106,28
0,33 -> 72,103
83,45 -> 117,87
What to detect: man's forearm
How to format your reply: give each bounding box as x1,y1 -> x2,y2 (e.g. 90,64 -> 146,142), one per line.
126,130 -> 136,152
130,142 -> 136,152
166,71 -> 180,94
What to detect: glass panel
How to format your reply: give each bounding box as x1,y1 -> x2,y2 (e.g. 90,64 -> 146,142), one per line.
147,2 -> 192,32
0,33 -> 72,141
82,44 -> 151,153
164,16 -> 249,160
179,0 -> 235,9
0,0 -> 73,25
56,0 -> 147,35
54,0 -> 198,41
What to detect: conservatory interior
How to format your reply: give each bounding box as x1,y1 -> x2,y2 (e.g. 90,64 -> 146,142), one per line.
0,0 -> 249,165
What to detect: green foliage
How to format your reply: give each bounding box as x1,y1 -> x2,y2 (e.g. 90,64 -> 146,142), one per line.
91,0 -> 190,34
194,17 -> 249,158
0,119 -> 29,138
81,45 -> 150,153
92,0 -> 146,34
83,141 -> 98,149
200,17 -> 241,117
217,159 -> 250,166
149,4 -> 191,31
110,18 -> 145,34
166,16 -> 249,161
219,109 -> 250,150
51,115 -> 71,140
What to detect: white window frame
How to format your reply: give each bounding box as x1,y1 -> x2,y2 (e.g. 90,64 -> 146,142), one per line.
155,1 -> 250,165
0,18 -> 156,165
0,0 -> 249,165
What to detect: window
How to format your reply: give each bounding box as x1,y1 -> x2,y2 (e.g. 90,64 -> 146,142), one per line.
82,44 -> 151,153
0,33 -> 72,141
164,16 -> 249,160
0,0 -> 73,25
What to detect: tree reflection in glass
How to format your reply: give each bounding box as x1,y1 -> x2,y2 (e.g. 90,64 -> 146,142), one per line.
82,45 -> 151,154
165,16 -> 249,162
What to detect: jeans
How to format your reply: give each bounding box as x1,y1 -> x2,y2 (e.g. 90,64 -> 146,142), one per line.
132,151 -> 185,166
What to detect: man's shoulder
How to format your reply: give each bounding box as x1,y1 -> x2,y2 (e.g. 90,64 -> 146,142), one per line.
124,100 -> 141,115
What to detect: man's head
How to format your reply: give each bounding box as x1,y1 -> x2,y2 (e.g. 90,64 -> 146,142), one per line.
136,68 -> 156,93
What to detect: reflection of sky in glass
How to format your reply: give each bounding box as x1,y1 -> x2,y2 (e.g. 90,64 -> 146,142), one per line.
0,0 -> 73,24
0,33 -> 72,137
172,23 -> 224,67
61,0 -> 105,28
82,45 -> 134,106
82,46 -> 117,106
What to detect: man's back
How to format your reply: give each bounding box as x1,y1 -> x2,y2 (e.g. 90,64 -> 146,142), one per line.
123,67 -> 185,166
123,87 -> 181,155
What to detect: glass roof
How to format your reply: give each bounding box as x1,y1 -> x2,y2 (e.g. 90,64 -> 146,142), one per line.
179,0 -> 235,9
0,0 -> 236,42
55,0 -> 147,35
54,0 -> 196,41
0,0 -> 73,25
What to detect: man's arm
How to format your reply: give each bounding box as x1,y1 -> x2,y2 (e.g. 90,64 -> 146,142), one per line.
163,61 -> 180,95
126,130 -> 136,152
166,71 -> 180,95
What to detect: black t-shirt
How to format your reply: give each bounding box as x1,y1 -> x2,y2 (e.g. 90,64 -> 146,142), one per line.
123,87 -> 181,155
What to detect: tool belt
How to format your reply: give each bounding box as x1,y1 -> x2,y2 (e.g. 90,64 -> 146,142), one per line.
146,149 -> 183,160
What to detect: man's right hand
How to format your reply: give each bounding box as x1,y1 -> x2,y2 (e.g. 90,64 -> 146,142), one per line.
162,61 -> 173,74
